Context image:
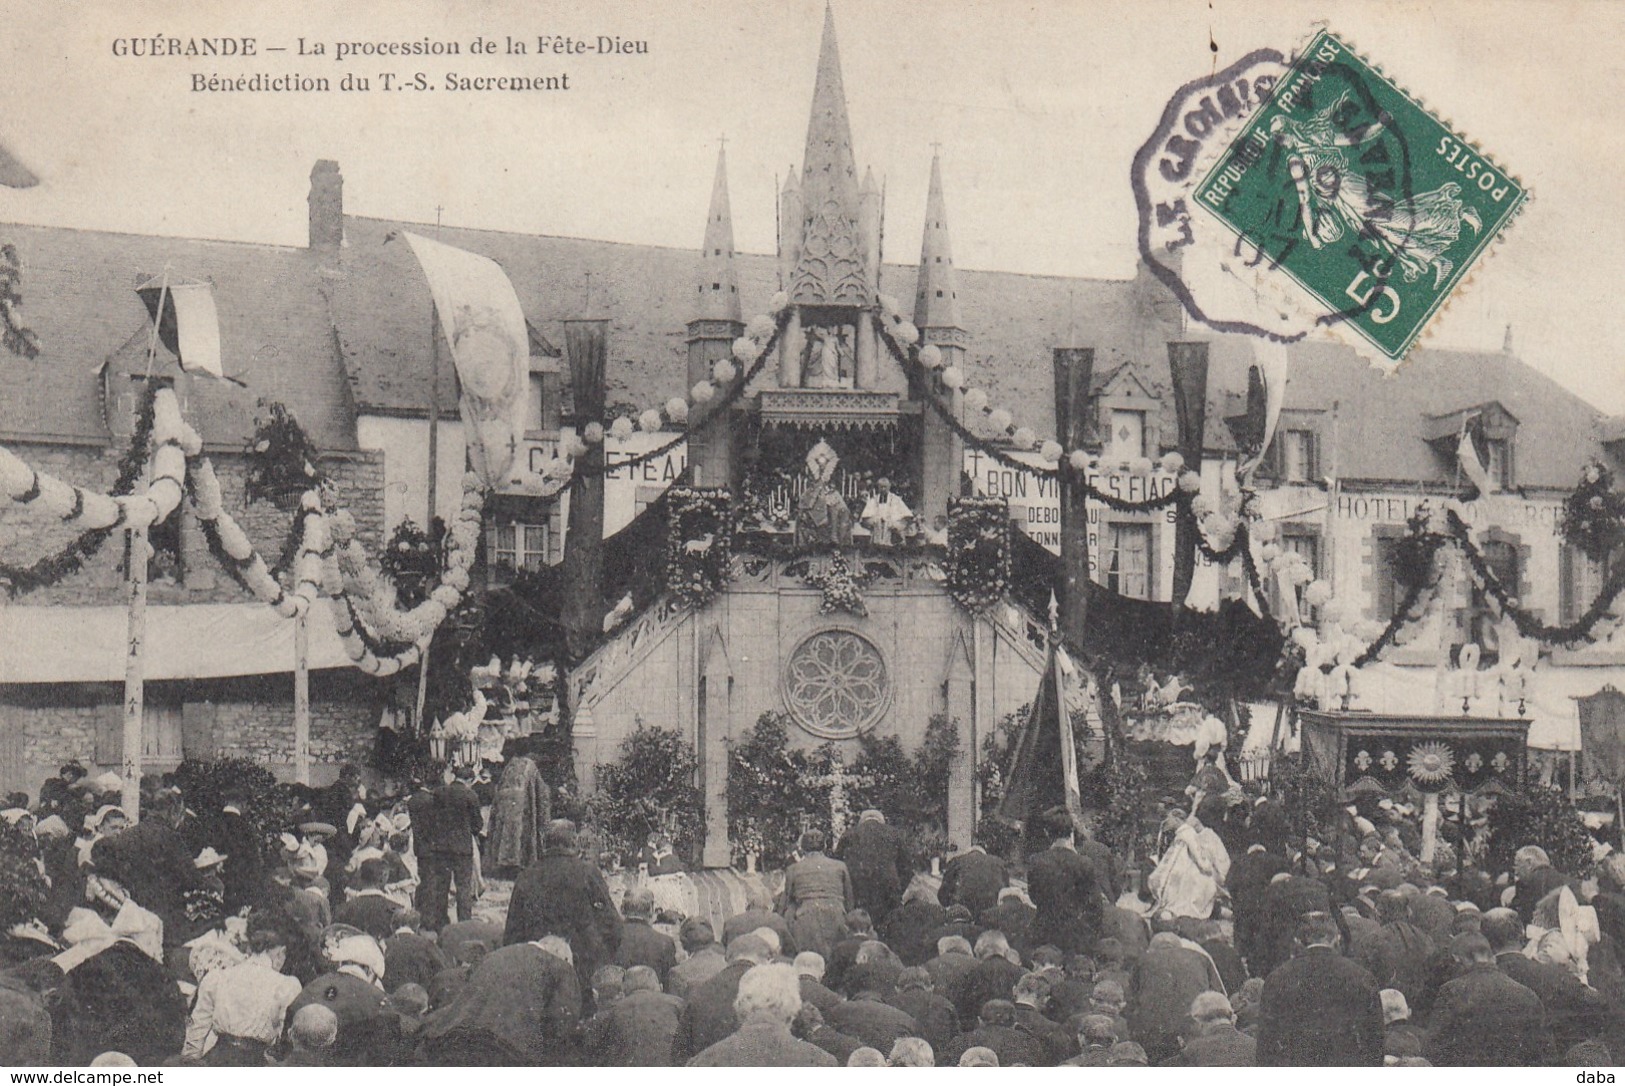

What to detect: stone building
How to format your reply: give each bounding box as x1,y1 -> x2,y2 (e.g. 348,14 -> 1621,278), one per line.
2,6 -> 1622,844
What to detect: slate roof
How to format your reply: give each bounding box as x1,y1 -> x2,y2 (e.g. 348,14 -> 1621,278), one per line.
1,214 -> 1610,497
0,222 -> 357,450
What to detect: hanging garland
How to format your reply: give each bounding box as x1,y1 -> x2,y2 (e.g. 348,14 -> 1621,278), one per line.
1448,507 -> 1625,647
528,307 -> 788,491
666,486 -> 733,610
945,496 -> 1011,613
0,381 -> 170,596
804,549 -> 871,617
1559,461 -> 1625,565
189,457 -> 325,619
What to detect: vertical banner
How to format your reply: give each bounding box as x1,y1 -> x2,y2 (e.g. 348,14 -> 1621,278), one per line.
562,319 -> 608,660
1168,341 -> 1210,606
403,232 -> 529,489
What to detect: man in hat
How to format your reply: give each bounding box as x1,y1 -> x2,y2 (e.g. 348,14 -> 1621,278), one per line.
835,809 -> 911,926
213,786 -> 266,914
408,761 -> 482,931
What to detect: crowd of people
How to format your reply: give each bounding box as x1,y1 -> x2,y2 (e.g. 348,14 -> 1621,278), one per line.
2,751 -> 1625,1067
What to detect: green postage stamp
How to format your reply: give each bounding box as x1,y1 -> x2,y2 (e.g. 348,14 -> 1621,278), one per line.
1194,29 -> 1528,360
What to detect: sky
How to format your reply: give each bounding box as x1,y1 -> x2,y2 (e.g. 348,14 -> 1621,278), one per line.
3,0 -> 1625,411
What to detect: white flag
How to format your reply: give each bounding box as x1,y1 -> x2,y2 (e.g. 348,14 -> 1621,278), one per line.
403,233 -> 529,489
137,280 -> 224,379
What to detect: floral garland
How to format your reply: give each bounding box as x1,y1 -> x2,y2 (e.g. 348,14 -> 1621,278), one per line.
0,382 -> 162,596
804,549 -> 870,617
243,401 -> 325,508
189,457 -> 326,619
1448,506 -> 1625,647
528,307 -> 789,491
945,496 -> 1011,613
0,385 -> 197,592
666,486 -> 733,610
1559,461 -> 1625,565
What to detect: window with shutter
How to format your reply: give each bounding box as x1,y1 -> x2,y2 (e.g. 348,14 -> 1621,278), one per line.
1562,544 -> 1614,625
95,699 -> 121,767
182,698 -> 218,761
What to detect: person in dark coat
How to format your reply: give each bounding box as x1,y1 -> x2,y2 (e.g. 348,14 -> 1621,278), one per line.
942,999 -> 1042,1067
1076,828 -> 1121,903
1226,842 -> 1290,971
584,964 -> 682,1065
922,934 -> 978,998
878,883 -> 947,967
672,934 -> 772,1064
669,919 -> 728,998
1426,932 -> 1551,1066
1411,885 -> 1459,943
50,941 -> 188,1066
1256,912 -> 1384,1066
978,889 -> 1037,956
1483,908 -> 1616,1054
939,842 -> 1009,917
334,859 -> 402,942
408,764 -> 483,931
792,952 -> 844,1013
826,989 -> 918,1052
1511,846 -> 1574,925
885,966 -> 956,1055
213,788 -> 267,914
1255,869 -> 1345,979
1164,991 -> 1255,1066
1128,931 -> 1219,1064
1024,816 -> 1103,956
949,931 -> 1024,1030
420,936 -> 582,1065
688,962 -> 837,1067
614,888 -> 677,987
1010,972 -> 1074,1065
781,830 -> 855,959
286,936 -> 405,1066
503,820 -> 622,996
834,810 -> 912,925
929,904 -> 983,950
721,885 -> 797,957
1348,889 -> 1435,1007
822,910 -> 872,993
484,752 -> 550,879
1194,919 -> 1246,996
89,793 -> 210,947
382,911 -> 448,994
792,1003 -> 863,1063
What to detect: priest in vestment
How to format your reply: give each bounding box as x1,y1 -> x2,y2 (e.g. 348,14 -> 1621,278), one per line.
486,752 -> 551,879
1148,794 -> 1232,920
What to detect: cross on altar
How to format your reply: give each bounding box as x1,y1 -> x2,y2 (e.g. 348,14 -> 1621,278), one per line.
804,755 -> 874,842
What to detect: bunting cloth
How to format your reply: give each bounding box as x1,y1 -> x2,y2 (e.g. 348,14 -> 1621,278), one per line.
998,632 -> 1084,831
402,232 -> 529,489
137,280 -> 224,379
1457,426 -> 1495,496
1238,339 -> 1290,478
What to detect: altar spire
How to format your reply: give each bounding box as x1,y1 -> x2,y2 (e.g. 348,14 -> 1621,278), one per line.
790,4 -> 869,307
914,150 -> 962,333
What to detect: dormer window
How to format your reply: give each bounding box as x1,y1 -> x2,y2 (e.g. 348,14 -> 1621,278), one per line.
1424,401 -> 1519,493
1095,364 -> 1162,459
1110,409 -> 1147,460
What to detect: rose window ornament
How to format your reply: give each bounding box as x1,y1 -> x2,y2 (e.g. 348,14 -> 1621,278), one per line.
1354,749 -> 1373,772
1407,741 -> 1456,786
783,630 -> 892,740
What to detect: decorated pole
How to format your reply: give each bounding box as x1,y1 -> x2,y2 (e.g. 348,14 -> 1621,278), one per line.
1167,342 -> 1209,606
121,524 -> 149,820
293,611 -> 311,783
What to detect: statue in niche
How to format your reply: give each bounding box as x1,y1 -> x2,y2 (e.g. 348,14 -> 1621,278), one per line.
796,438 -> 853,547
803,325 -> 852,389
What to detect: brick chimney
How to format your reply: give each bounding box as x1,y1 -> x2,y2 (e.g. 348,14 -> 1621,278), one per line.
307,160 -> 343,252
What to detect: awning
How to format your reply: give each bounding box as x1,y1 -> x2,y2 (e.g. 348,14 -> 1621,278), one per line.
0,600 -> 356,684
1347,660 -> 1625,751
